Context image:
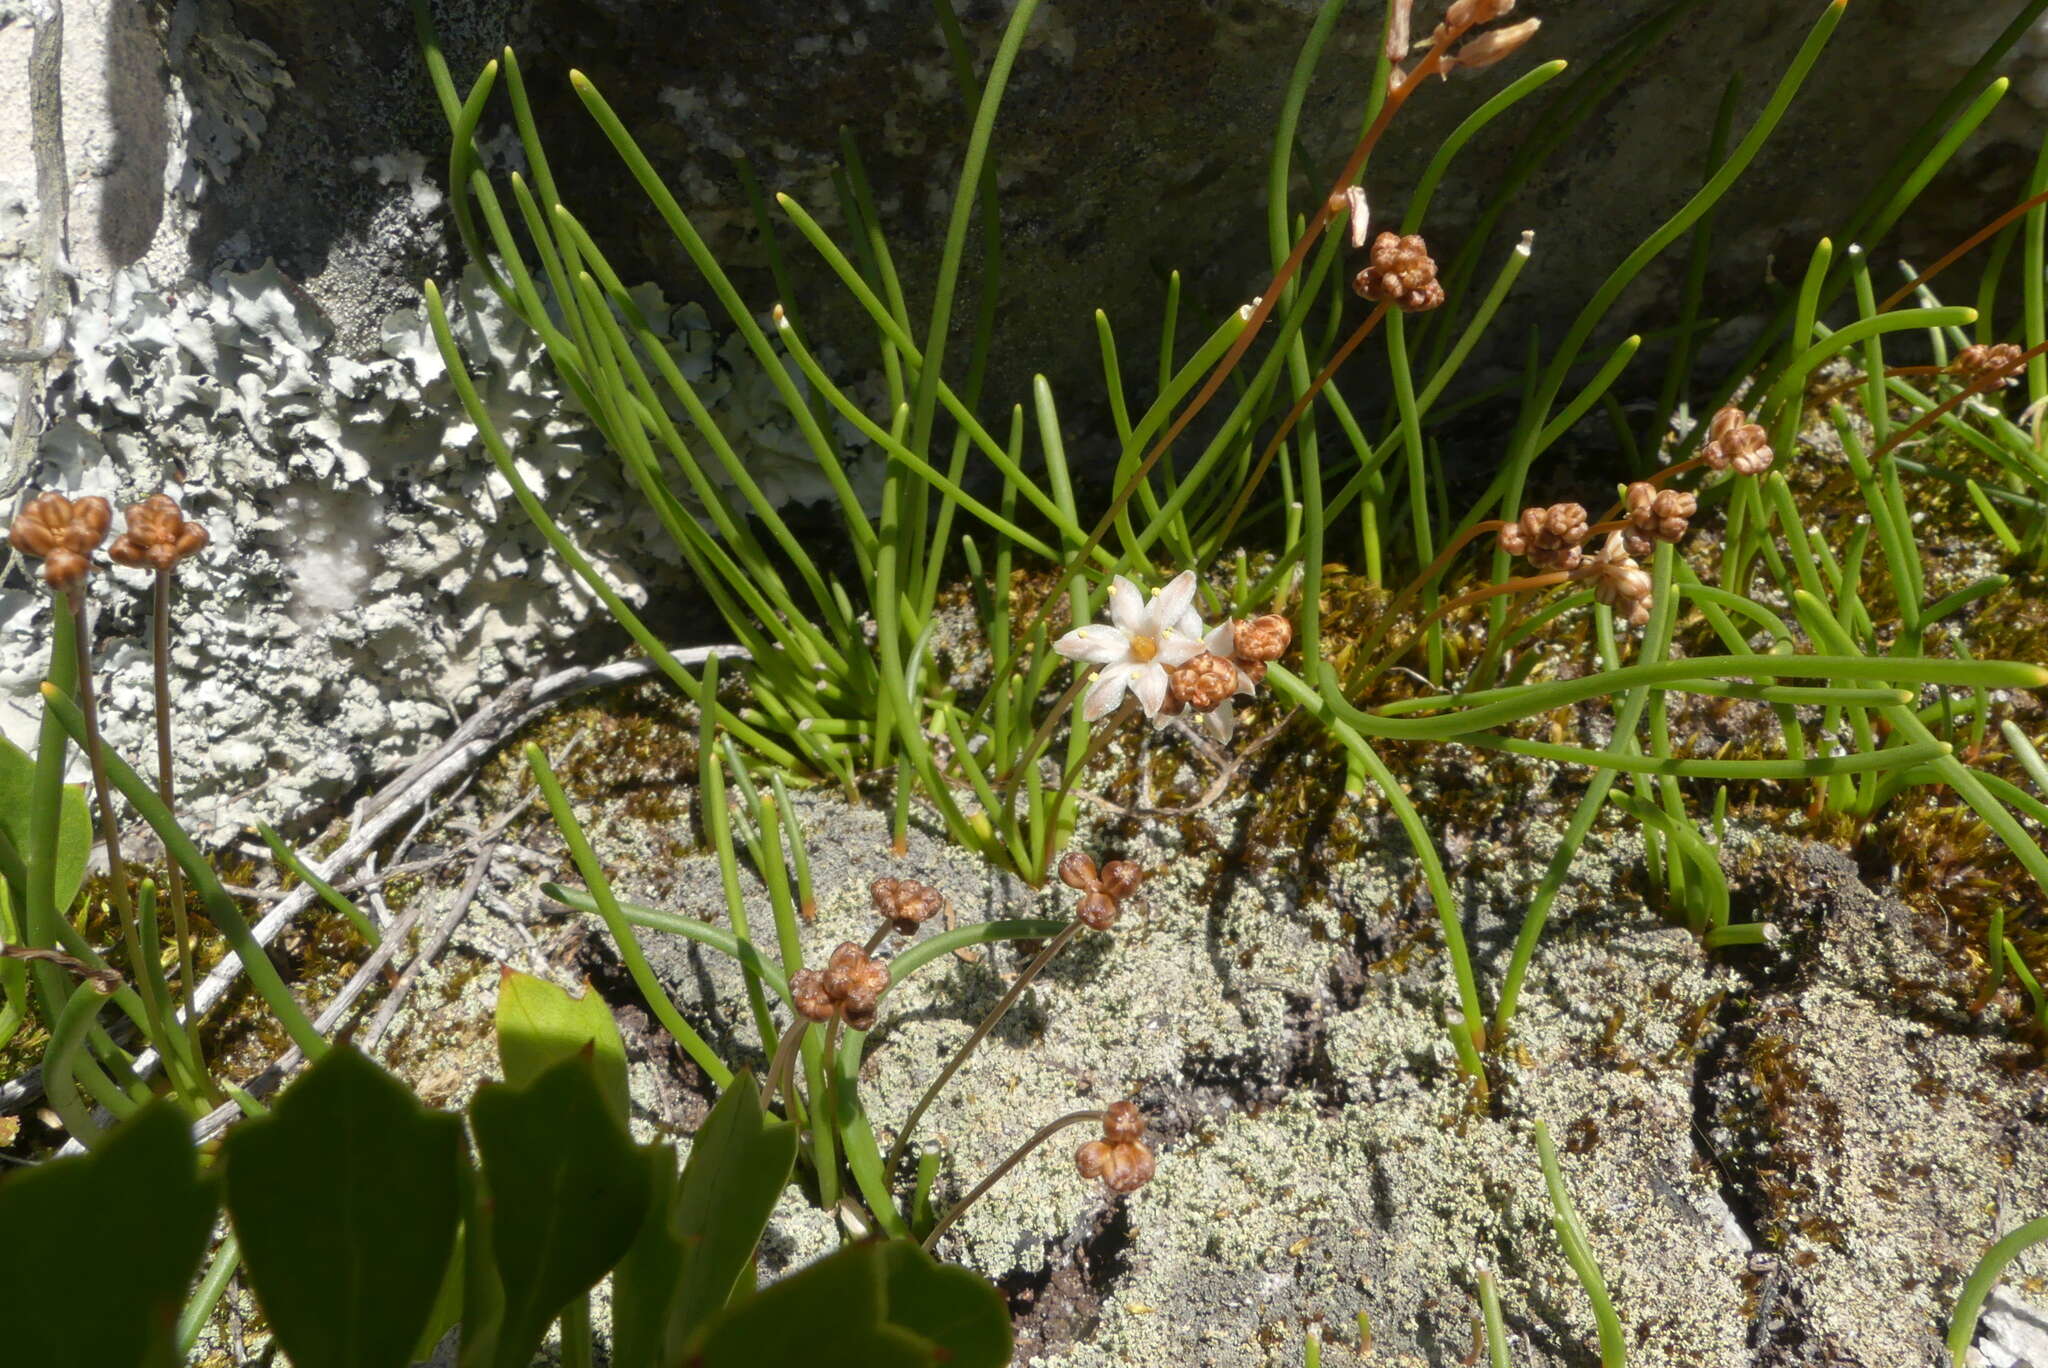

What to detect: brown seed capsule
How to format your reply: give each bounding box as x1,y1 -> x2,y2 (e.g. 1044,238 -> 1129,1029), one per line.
1169,653 -> 1238,711
1572,532 -> 1654,627
107,493 -> 210,573
1700,407 -> 1774,476
1101,1098 -> 1145,1144
792,941 -> 891,1029
1099,861 -> 1143,902
1076,890 -> 1121,932
1076,1102 -> 1156,1194
870,876 -> 944,937
1497,502 -> 1589,572
790,968 -> 836,1023
1058,852 -> 1101,893
1232,614 -> 1293,663
10,492 -> 113,590
1353,232 -> 1445,313
1956,341 -> 2024,388
1624,482 -> 1696,548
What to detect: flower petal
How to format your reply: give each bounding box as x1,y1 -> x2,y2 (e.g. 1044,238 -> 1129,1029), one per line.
1176,607 -> 1206,640
1083,663 -> 1137,721
1108,577 -> 1146,635
1129,662 -> 1170,718
1147,570 -> 1198,634
1233,663 -> 1258,695
1204,621 -> 1237,658
1055,624 -> 1132,665
1155,633 -> 1206,667
1203,700 -> 1236,744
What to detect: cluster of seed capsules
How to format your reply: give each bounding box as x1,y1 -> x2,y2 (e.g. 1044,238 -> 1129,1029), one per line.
10,491 -> 209,589
1494,405 -> 1778,627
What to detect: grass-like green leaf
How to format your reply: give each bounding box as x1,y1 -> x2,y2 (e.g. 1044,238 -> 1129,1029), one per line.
0,1100 -> 216,1368
223,1046 -> 465,1368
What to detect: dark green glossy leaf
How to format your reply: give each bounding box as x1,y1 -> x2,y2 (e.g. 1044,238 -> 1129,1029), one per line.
879,1239 -> 1013,1368
494,968 -> 630,1125
0,1100 -> 216,1368
470,1048 -> 651,1368
688,1241 -> 931,1368
223,1046 -> 464,1368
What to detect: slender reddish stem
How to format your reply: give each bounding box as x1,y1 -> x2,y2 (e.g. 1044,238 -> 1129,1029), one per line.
1880,186 -> 2048,314
921,1108 -> 1105,1250
1210,301 -> 1390,552
150,571 -> 197,1028
1874,337 -> 2048,460
1013,16 -> 1478,640
1355,571 -> 1573,693
1339,518 -> 1506,690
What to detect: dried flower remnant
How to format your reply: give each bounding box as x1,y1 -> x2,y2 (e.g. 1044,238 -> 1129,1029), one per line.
1053,571 -> 1206,721
870,876 -> 944,937
1075,1100 -> 1156,1194
1700,407 -> 1775,476
9,492 -> 112,589
1444,0 -> 1517,27
1443,17 -> 1541,73
107,494 -> 210,573
1497,502 -> 1590,572
1572,532 -> 1654,627
1955,342 -> 2024,388
1343,184 -> 1372,250
1622,482 -> 1697,558
1353,232 -> 1445,313
790,941 -> 891,1030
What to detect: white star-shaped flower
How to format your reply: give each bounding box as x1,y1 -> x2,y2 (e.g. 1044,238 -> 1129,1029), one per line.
1053,571 -> 1207,721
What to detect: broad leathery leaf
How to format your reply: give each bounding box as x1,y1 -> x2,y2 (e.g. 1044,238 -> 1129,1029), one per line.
688,1241 -> 933,1368
223,1046 -> 465,1368
470,1047 -> 651,1368
494,968 -> 630,1126
0,732 -> 91,916
879,1239 -> 1013,1368
0,1100 -> 216,1368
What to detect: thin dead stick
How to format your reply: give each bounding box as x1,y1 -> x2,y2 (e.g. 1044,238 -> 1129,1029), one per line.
1880,186 -> 2048,314
358,839 -> 499,1056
